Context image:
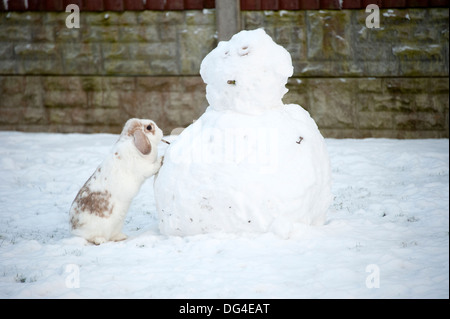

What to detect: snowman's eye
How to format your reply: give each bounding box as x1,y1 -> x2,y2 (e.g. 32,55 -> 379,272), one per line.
239,46 -> 249,56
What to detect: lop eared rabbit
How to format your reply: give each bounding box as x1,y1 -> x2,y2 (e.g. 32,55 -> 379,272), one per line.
70,118 -> 164,245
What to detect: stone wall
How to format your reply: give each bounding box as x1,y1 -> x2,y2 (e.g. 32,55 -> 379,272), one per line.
0,8 -> 448,138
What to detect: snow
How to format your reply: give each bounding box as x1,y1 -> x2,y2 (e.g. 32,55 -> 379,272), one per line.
155,29 -> 332,237
199,29 -> 293,114
0,131 -> 448,298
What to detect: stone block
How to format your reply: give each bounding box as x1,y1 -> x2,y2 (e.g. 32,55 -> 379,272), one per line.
242,11 -> 265,29
392,44 -> 443,60
178,25 -> 217,74
0,25 -> 33,42
181,76 -> 206,93
0,12 -> 43,24
414,93 -> 443,113
137,25 -> 160,42
80,77 -> 103,92
81,25 -> 120,43
129,42 -> 177,60
86,108 -> 124,125
21,59 -> 64,75
84,12 -> 120,25
103,77 -> 136,91
185,9 -> 215,25
14,43 -> 59,59
431,94 -> 449,114
158,24 -> 177,42
102,43 -> 129,60
119,91 -> 167,124
32,25 -> 55,42
429,8 -> 450,22
357,78 -> 383,93
55,26 -> 81,42
1,76 -> 26,95
137,11 -> 160,25
87,91 -> 120,109
306,10 -> 352,60
263,10 -> 305,25
358,93 -> 413,113
394,112 -> 447,130
44,12 -> 68,26
119,26 -> 146,42
24,106 -> 46,124
117,11 -> 139,25
43,76 -> 82,92
0,58 -> 17,73
159,11 -> 184,24
0,108 -> 23,124
48,107 -> 72,124
136,77 -> 180,91
62,42 -> 101,61
44,91 -> 87,108
385,78 -> 432,94
429,78 -> 449,93
165,91 -> 208,126
104,60 -> 151,75
149,59 -> 178,75
64,58 -> 103,75
0,92 -> 26,108
307,79 -> 356,129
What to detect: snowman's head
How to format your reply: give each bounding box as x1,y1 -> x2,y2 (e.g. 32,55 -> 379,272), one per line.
200,28 -> 293,114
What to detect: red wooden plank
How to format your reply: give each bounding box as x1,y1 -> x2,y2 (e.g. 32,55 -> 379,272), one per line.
45,0 -> 64,10
341,0 -> 361,8
298,0 -> 319,9
406,0 -> 429,7
124,0 -> 144,10
429,0 -> 448,6
203,0 -> 215,8
28,0 -> 45,10
82,0 -> 104,11
104,0 -> 124,11
63,0 -> 83,9
320,0 -> 341,8
184,0 -> 204,9
361,0 -> 383,8
383,0 -> 407,7
241,0 -> 262,10
145,0 -> 165,10
280,0 -> 300,9
7,0 -> 27,10
261,0 -> 278,9
165,0 -> 185,9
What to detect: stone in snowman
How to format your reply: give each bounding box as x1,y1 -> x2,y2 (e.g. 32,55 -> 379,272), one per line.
154,28 -> 332,238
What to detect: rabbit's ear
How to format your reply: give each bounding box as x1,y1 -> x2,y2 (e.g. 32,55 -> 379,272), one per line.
133,129 -> 152,155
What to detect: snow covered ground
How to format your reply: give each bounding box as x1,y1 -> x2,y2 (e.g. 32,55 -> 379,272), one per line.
0,131 -> 448,298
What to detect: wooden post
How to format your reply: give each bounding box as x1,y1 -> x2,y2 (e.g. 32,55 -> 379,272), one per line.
216,0 -> 241,42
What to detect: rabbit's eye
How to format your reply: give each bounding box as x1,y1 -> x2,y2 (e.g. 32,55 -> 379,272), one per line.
146,124 -> 152,131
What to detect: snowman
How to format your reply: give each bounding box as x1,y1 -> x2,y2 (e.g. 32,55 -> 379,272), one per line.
154,29 -> 332,238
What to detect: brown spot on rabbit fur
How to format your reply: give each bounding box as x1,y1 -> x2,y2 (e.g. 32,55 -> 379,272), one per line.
71,184 -> 113,224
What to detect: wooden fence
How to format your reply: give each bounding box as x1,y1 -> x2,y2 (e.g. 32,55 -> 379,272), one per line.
1,0 -> 448,11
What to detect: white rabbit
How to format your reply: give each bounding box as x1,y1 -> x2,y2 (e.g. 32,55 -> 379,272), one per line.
69,118 -> 164,245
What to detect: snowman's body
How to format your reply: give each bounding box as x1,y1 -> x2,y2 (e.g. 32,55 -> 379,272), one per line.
154,29 -> 332,237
